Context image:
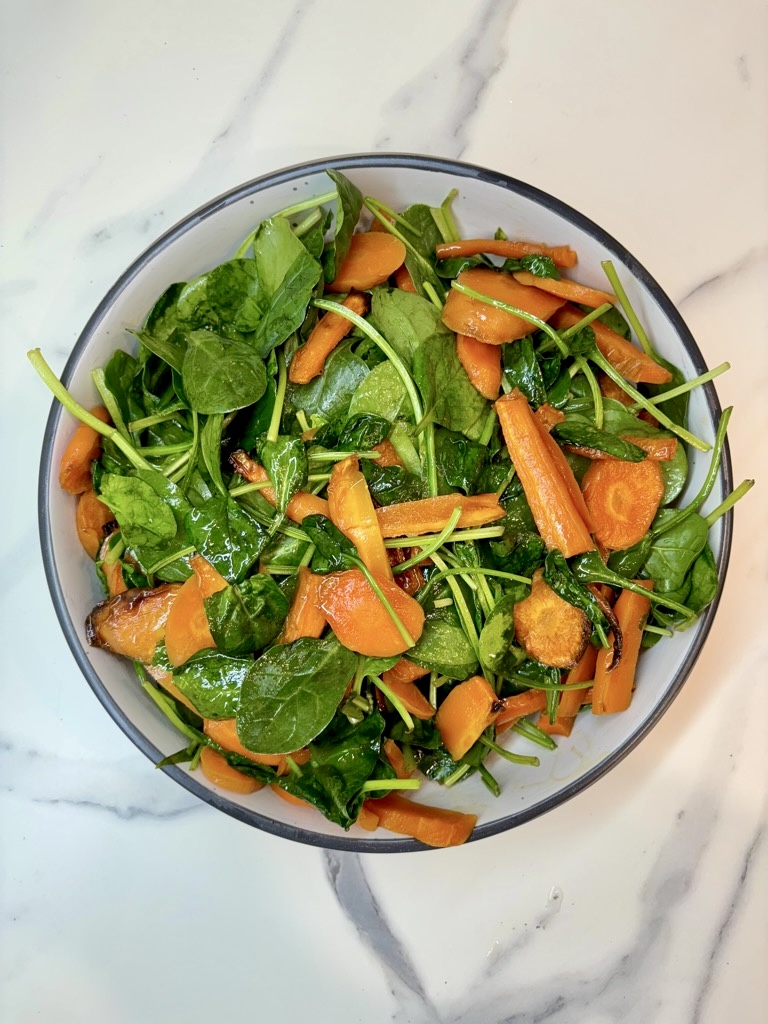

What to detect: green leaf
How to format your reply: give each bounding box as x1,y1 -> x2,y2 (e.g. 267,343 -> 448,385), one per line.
252,217 -> 308,299
322,170 -> 363,284
185,494 -> 267,583
98,472 -> 181,560
181,331 -> 267,414
348,360 -> 412,423
288,343 -> 369,422
253,248 -> 323,358
552,422 -> 648,462
258,435 -> 308,515
478,592 -> 528,676
503,336 -> 547,408
685,543 -> 719,613
501,254 -> 560,279
407,618 -> 478,680
135,283 -> 188,370
204,575 -> 289,655
369,288 -> 450,369
413,333 -> 489,441
400,203 -> 446,299
302,514 -> 356,573
645,510 -> 709,594
434,429 -> 488,495
177,260 -> 263,335
171,649 -> 252,718
237,635 -> 357,753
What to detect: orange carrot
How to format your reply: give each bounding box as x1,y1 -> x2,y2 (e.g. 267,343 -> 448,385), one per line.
76,489 -> 115,558
86,584 -> 181,664
551,306 -> 673,384
591,581 -> 653,714
435,238 -> 577,269
199,746 -> 264,794
59,406 -> 111,494
204,718 -> 310,772
278,565 -> 327,643
536,643 -> 598,736
357,804 -> 380,831
372,438 -> 403,467
190,554 -> 229,598
327,456 -> 393,580
327,233 -> 407,292
164,574 -> 217,668
363,793 -> 477,847
513,569 -> 591,669
229,451 -> 330,523
383,738 -> 412,779
272,785 -> 312,809
319,568 -> 425,657
563,435 -> 678,462
495,389 -> 594,557
441,268 -> 566,345
534,403 -> 567,431
379,672 -> 435,720
531,410 -> 595,533
382,658 -> 430,686
456,334 -> 502,399
375,493 -> 505,538
393,264 -> 417,292
435,675 -> 502,761
581,458 -> 664,550
494,689 -> 548,734
512,270 -> 616,308
289,292 -> 369,384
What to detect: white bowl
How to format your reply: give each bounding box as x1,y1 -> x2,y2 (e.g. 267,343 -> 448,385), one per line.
38,154 -> 732,850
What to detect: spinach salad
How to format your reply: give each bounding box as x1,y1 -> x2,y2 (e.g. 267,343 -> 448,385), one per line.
31,170 -> 750,847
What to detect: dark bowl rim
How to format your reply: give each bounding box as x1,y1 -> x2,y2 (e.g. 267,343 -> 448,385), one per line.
38,151 -> 733,852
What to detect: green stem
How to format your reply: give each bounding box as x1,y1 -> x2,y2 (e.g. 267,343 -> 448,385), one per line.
510,720 -> 558,751
292,207 -> 323,238
432,188 -> 460,243
558,302 -> 613,339
141,681 -> 205,747
383,525 -> 505,548
428,551 -> 480,658
444,764 -> 472,787
375,678 -> 415,732
392,506 -> 462,574
642,362 -> 730,407
423,281 -> 443,310
419,565 -> 532,603
479,407 -> 497,447
229,480 -> 271,498
351,558 -> 417,649
601,260 -> 654,356
91,368 -> 130,441
129,404 -> 187,432
144,545 -> 195,576
28,349 -> 153,472
307,450 -> 381,463
360,778 -> 421,792
267,349 -> 287,444
704,478 -> 754,528
479,735 -> 540,767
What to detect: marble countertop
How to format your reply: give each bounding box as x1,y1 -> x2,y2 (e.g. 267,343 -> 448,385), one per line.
2,1 -> 766,1021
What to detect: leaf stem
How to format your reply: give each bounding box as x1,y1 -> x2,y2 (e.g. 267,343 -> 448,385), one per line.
383,525 -> 505,548
479,735 -> 540,767
392,506 -> 462,575
642,362 -> 730,407
266,349 -> 287,444
374,678 -> 415,732
360,778 -> 421,792
704,478 -> 754,527
600,260 -> 654,356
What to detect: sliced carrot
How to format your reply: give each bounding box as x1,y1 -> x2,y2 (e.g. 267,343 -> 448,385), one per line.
272,785 -> 312,809
379,673 -> 435,720
442,268 -> 566,345
204,718 -> 310,772
164,575 -> 216,668
199,746 -> 264,794
364,793 -> 476,847
278,565 -> 327,643
289,292 -> 369,384
513,569 -> 591,669
382,658 -> 430,686
435,675 -> 502,761
318,568 -> 425,657
592,581 -> 653,714
86,584 -> 181,664
582,458 -> 664,550
495,389 -> 594,557
229,451 -> 330,523
146,665 -> 199,714
190,554 -> 229,598
512,270 -> 616,308
563,435 -> 678,462
435,238 -> 577,269
531,410 -> 595,533
494,689 -> 548,734
536,643 -> 598,736
357,804 -> 380,831
59,406 -> 111,494
375,493 -> 505,539
327,233 -> 407,292
102,557 -> 127,597
551,306 -> 673,384
328,456 -> 393,581
76,489 -> 115,559
456,334 -> 502,399
383,738 -> 412,779
393,264 -> 417,293
599,372 -> 634,405
372,438 -> 403,467
534,403 -> 567,431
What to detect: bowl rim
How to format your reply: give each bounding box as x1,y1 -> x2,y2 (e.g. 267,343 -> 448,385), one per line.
38,152 -> 733,851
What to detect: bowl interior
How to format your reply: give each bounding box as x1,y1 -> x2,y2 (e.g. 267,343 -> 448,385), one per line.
40,155 -> 731,850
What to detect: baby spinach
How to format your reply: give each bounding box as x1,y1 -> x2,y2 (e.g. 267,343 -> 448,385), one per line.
407,618 -> 478,680
177,259 -> 263,336
435,429 -> 488,495
413,333 -> 488,441
302,514 -> 357,573
322,169 -> 363,284
478,592 -> 528,677
644,510 -> 709,595
362,461 -> 423,506
552,422 -> 648,462
501,253 -> 560,279
204,575 -> 289,656
171,649 -> 252,718
181,331 -> 267,414
257,435 -> 308,514
348,360 -> 412,423
253,248 -> 323,358
184,494 -> 267,583
288,343 -> 368,422
237,635 -> 357,754
369,288 -> 447,369
503,336 -> 548,407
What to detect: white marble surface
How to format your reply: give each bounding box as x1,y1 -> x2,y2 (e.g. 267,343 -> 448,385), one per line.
2,1 -> 767,1021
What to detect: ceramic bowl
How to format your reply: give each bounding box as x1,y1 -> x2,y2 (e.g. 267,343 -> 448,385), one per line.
38,154 -> 732,850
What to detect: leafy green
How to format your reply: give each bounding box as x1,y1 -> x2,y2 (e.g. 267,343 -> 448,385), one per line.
184,495 -> 267,583
302,514 -> 357,573
552,422 -> 648,462
348,360 -> 412,423
413,333 -> 488,441
258,435 -> 308,515
171,649 -> 253,718
503,336 -> 547,407
204,575 -> 289,655
288,343 -> 368,422
322,169 -> 363,284
407,618 -> 478,680
181,331 -> 267,414
177,259 -> 263,336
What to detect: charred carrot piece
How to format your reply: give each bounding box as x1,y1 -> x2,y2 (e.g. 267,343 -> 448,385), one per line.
375,493 -> 505,539
591,581 -> 653,714
59,405 -> 111,494
436,238 -> 577,268
456,334 -> 503,399
512,270 -> 615,308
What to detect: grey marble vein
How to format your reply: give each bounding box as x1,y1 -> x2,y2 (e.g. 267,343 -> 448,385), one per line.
324,850 -> 440,1022
677,245 -> 768,307
374,0 -> 518,159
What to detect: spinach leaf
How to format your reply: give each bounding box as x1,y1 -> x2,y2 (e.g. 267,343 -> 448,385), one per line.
552,422 -> 648,462
99,473 -> 178,550
434,429 -> 487,495
577,302 -> 631,340
181,331 -> 267,414
135,283 -> 188,370
407,618 -> 478,680
400,204 -> 446,299
258,435 -> 308,514
413,333 -> 488,441
253,248 -> 323,358
322,169 -> 363,284
501,253 -> 560,279
435,253 -> 487,279
543,550 -> 613,647
288,343 -> 368,422
237,635 -> 357,753
348,360 -> 412,423
369,288 -> 448,369
646,356 -> 689,429
171,649 -> 252,718
252,217 -> 308,298
185,494 -> 267,583
300,208 -> 333,260
302,514 -> 357,573
478,592 -> 528,677
204,575 -> 289,655
200,413 -> 227,496
503,336 -> 547,408
607,534 -> 653,578
644,511 -> 709,594
177,260 -> 263,336
362,462 -> 424,506
103,349 -> 139,423
336,413 -> 390,451
659,439 -> 688,504
685,543 -> 719,613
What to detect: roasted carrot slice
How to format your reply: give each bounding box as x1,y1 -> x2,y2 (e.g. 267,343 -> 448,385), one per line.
328,456 -> 393,580
456,334 -> 503,399
204,718 -> 310,772
76,489 -> 115,559
591,581 -> 653,715
581,458 -> 664,550
59,406 -> 111,494
534,403 -> 567,431
363,793 -> 477,847
289,292 -> 369,384
382,658 -> 430,686
551,306 -> 673,384
271,785 -> 312,809
379,671 -> 435,720
512,270 -> 616,308
393,264 -> 417,293
327,233 -> 407,292
513,570 -> 591,669
86,584 -> 181,664
435,238 -> 577,269
536,643 -> 598,736
383,738 -> 412,779
229,451 -> 330,523
442,268 -> 566,345
199,746 -> 264,794
435,675 -> 502,760
357,804 -> 380,831
278,565 -> 327,643
495,689 -> 549,734
375,493 -> 505,538
372,438 -> 403,467
164,556 -> 228,668
495,389 -> 594,557
318,568 -> 425,657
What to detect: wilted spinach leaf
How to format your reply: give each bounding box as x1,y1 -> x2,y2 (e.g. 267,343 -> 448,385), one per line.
413,333 -> 488,441
204,575 -> 289,655
181,331 -> 267,414
407,618 -> 478,680
171,649 -> 252,718
258,435 -> 308,514
185,494 -> 267,583
177,260 -> 263,336
302,514 -> 356,573
322,169 -> 363,284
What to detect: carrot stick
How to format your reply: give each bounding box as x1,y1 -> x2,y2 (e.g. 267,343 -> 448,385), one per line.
581,458 -> 664,550
229,451 -> 330,523
378,672 -> 435,720
435,675 -> 502,761
278,565 -> 327,643
441,268 -> 566,345
494,689 -> 548,734
375,493 -> 505,538
495,389 -> 594,557
199,746 -> 264,794
536,643 -> 598,736
436,238 -> 577,269
551,306 -> 673,384
363,793 -> 477,847
76,489 -> 115,558
383,738 -> 413,779
289,292 -> 369,384
456,334 -> 502,399
534,403 -> 566,431
563,435 -> 678,462
512,270 -> 616,308
357,804 -> 380,831
530,410 -> 595,532
327,233 -> 407,292
393,264 -> 417,293
591,581 -> 653,714
328,456 -> 393,580
59,405 -> 111,493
